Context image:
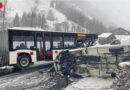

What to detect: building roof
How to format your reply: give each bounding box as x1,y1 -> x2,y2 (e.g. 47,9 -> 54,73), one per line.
99,33 -> 113,38
9,27 -> 90,34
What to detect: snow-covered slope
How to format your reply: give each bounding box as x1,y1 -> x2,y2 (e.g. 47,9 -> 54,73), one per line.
7,0 -> 87,32
7,0 -> 51,17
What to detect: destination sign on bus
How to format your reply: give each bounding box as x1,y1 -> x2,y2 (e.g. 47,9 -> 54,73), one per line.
77,34 -> 86,37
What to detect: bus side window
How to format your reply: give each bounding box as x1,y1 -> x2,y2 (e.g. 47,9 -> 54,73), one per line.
53,34 -> 63,49
64,36 -> 75,48
26,36 -> 34,49
13,36 -> 34,50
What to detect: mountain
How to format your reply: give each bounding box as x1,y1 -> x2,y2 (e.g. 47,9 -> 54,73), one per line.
69,0 -> 113,27
51,0 -> 107,34
110,27 -> 130,35
4,0 -> 108,34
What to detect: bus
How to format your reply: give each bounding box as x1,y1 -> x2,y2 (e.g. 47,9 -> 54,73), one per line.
0,27 -> 97,69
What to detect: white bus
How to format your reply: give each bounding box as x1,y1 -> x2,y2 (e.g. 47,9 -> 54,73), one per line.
0,27 -> 97,69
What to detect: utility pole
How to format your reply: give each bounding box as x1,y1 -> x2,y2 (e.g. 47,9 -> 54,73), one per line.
2,0 -> 6,30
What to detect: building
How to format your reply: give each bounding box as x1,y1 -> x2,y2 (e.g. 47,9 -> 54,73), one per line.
99,33 -> 116,45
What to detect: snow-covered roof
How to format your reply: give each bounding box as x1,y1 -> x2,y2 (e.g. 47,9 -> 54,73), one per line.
9,27 -> 89,34
99,33 -> 113,38
9,27 -> 44,31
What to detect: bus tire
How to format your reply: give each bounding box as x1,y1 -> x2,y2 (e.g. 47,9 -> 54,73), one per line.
17,55 -> 30,69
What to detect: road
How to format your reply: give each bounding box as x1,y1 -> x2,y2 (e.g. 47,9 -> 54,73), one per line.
0,61 -> 57,90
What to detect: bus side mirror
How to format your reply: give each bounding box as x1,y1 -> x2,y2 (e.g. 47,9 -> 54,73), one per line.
30,46 -> 37,50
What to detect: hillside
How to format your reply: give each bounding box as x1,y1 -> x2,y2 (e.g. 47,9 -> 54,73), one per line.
6,0 -> 88,33
52,0 -> 107,34
0,0 -> 108,34
110,27 -> 130,35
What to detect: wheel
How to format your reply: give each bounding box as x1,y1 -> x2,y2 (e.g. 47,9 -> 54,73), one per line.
17,55 -> 30,69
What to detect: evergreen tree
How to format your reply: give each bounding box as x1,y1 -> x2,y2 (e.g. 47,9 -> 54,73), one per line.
13,13 -> 20,27
71,24 -> 76,32
21,12 -> 27,27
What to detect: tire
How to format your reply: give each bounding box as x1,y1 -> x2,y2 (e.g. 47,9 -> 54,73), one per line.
17,55 -> 30,69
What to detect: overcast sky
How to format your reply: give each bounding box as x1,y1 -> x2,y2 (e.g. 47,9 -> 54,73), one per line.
79,0 -> 130,30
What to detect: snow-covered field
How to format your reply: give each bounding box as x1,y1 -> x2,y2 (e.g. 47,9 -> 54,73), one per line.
64,77 -> 113,90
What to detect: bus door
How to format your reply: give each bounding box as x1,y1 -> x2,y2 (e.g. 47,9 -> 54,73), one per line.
44,33 -> 52,60
36,33 -> 44,61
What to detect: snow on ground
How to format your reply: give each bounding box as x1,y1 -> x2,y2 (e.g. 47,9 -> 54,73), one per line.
115,35 -> 130,45
121,39 -> 130,45
119,62 -> 130,67
0,61 -> 62,90
33,61 -> 54,67
64,77 -> 113,90
0,61 -> 54,71
93,35 -> 130,47
0,68 -> 50,90
116,35 -> 130,42
0,60 -> 114,90
0,65 -> 68,90
91,43 -> 124,48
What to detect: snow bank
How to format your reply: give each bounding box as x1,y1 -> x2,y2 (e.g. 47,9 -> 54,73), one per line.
116,35 -> 130,42
119,62 -> 130,67
111,66 -> 130,90
116,35 -> 130,45
90,43 -> 124,48
64,77 -> 113,90
32,61 -> 54,67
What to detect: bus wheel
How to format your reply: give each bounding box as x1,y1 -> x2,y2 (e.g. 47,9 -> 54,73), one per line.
17,55 -> 30,69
